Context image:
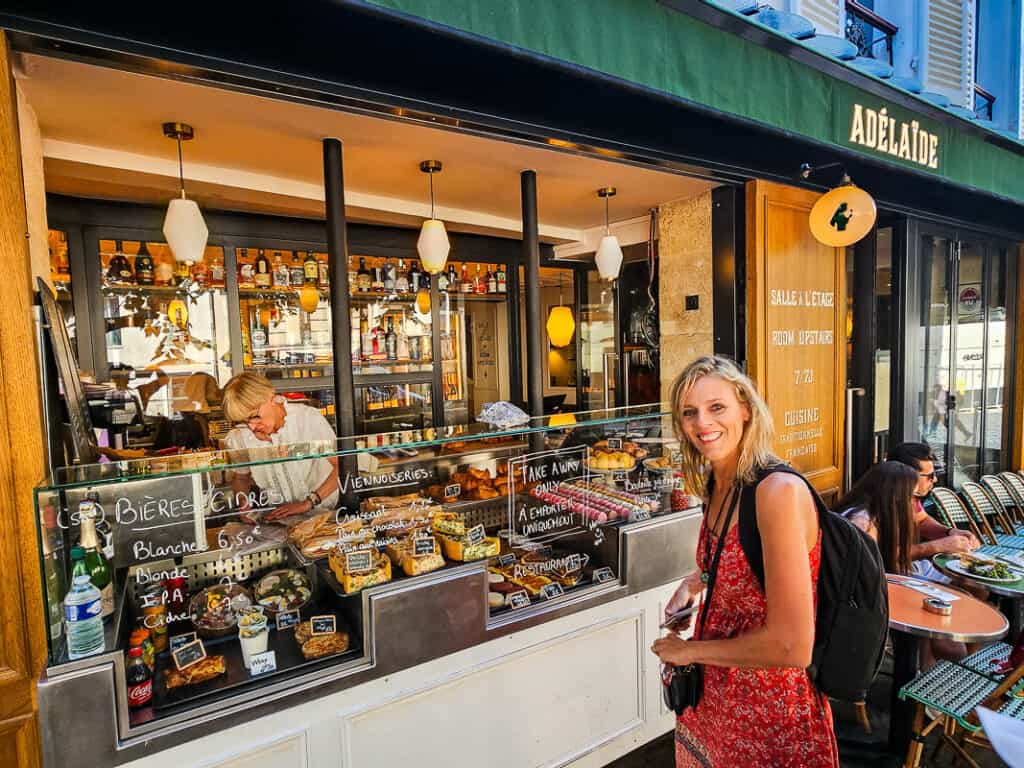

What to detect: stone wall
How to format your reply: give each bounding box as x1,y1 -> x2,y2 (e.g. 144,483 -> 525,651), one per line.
658,191 -> 714,405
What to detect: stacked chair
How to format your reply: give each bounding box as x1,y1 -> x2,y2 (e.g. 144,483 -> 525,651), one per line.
929,486 -> 1024,559
960,481 -> 1024,548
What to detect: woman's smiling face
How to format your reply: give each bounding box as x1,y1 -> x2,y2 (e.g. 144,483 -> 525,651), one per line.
679,375 -> 750,465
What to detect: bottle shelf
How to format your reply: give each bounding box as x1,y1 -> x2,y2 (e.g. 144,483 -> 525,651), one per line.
102,283 -> 227,295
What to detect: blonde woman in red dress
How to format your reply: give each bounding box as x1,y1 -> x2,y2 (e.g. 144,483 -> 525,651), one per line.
652,356 -> 838,767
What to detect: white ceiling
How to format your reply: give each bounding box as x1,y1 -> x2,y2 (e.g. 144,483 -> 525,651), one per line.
17,54 -> 716,243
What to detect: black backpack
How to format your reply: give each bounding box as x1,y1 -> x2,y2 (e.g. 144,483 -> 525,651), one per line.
734,464 -> 889,701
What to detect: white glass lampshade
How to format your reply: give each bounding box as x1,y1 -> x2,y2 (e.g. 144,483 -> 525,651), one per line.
417,219 -> 450,274
163,196 -> 209,263
546,305 -> 576,347
595,235 -> 623,282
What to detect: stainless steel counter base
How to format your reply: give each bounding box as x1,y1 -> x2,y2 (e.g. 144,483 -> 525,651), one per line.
38,508 -> 701,768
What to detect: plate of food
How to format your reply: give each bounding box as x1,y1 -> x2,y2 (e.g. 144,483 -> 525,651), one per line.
642,456 -> 675,473
943,555 -> 1022,583
253,569 -> 313,615
189,583 -> 253,638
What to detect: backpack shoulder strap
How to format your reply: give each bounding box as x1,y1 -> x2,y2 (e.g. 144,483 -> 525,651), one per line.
738,463 -> 829,591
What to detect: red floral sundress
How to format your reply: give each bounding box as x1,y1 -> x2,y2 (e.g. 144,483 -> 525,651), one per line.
674,522 -> 839,768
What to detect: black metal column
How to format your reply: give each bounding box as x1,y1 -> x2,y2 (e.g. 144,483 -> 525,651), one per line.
522,170 -> 543,418
323,138 -> 356,439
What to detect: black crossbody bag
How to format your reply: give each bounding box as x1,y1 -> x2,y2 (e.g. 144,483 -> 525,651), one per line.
662,483 -> 739,716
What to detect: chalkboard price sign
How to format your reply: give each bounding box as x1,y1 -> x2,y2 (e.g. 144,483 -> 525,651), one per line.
466,524 -> 486,546
249,650 -> 277,676
630,509 -> 651,523
606,437 -> 623,450
443,483 -> 461,499
613,471 -> 627,482
593,566 -> 616,584
345,549 -> 374,574
275,610 -> 301,631
497,553 -> 516,568
172,638 -> 207,671
413,535 -> 436,556
540,583 -> 565,600
507,590 -> 531,609
310,615 -> 337,635
169,632 -> 197,652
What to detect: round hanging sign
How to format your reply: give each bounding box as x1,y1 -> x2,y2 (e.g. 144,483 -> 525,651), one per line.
808,184 -> 877,247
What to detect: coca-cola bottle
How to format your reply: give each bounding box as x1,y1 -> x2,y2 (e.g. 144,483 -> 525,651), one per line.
126,645 -> 153,708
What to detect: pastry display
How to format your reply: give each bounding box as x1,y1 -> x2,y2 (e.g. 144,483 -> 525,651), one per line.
294,620 -> 313,646
189,584 -> 253,638
488,592 -> 505,609
164,655 -> 226,689
300,630 -> 350,660
253,569 -> 312,614
289,512 -> 363,560
428,466 -> 525,503
328,545 -> 393,593
497,567 -> 553,596
530,480 -> 659,523
384,533 -> 446,576
436,532 -> 500,562
592,439 -> 649,458
432,511 -> 467,537
643,455 -> 674,472
586,450 -> 636,471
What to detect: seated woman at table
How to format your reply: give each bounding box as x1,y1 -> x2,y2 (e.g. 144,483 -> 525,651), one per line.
835,461 -> 972,667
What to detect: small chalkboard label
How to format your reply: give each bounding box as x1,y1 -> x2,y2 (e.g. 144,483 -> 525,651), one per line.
310,615 -> 336,635
172,638 -> 207,671
563,553 -> 583,573
593,566 -> 616,584
630,508 -> 651,523
540,582 -> 565,600
249,650 -> 277,676
670,450 -> 682,465
275,609 -> 301,631
413,535 -> 436,556
169,632 -> 197,652
606,437 -> 623,450
443,483 -> 461,499
466,524 -> 486,546
345,549 -> 374,573
497,553 -> 517,568
507,590 -> 531,609
613,471 -> 627,482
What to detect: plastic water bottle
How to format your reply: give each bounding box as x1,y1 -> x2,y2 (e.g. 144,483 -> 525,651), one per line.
65,574 -> 104,660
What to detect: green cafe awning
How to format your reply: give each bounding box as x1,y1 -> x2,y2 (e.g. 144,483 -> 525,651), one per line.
363,0 -> 1024,206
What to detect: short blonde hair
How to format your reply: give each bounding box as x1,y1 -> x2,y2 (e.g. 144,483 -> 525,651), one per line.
222,372 -> 275,424
669,355 -> 779,497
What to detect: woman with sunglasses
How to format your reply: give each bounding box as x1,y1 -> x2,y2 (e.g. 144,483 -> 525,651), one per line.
222,372 -> 339,522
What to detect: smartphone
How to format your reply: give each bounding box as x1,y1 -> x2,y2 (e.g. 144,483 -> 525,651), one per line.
660,602 -> 698,629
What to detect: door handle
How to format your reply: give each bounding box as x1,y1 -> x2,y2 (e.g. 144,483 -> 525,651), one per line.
602,352 -> 618,411
845,387 -> 865,492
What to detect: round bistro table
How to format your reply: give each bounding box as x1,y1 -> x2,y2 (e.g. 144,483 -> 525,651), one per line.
931,553 -> 1024,641
886,577 -> 1009,756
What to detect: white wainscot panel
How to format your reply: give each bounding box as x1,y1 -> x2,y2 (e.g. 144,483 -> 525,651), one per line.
201,730 -> 308,768
341,614 -> 644,768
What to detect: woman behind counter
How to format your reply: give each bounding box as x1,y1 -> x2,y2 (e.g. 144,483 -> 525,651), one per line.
651,355 -> 838,767
222,372 -> 339,522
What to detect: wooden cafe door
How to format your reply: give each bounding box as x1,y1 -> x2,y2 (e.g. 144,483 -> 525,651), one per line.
746,181 -> 847,502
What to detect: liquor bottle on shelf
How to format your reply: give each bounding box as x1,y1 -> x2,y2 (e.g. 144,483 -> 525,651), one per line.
106,240 -> 134,285
350,308 -> 361,363
383,258 -> 396,292
191,255 -> 209,288
318,255 -> 330,287
487,266 -> 497,294
252,317 -> 268,366
133,242 -> 154,286
448,263 -> 458,292
460,263 -> 473,293
254,248 -> 272,288
356,257 -> 372,293
371,263 -> 384,293
474,264 -> 487,295
409,260 -> 421,292
273,251 -> 290,287
209,250 -> 226,288
239,248 -> 255,288
174,258 -> 191,286
396,312 -> 409,360
385,316 -> 398,360
395,258 -> 409,293
496,264 -> 507,293
359,308 -> 370,361
77,500 -> 114,619
303,251 -> 319,285
289,252 -> 305,286
436,264 -> 449,292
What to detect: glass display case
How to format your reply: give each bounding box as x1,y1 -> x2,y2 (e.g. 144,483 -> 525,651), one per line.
34,405 -> 694,742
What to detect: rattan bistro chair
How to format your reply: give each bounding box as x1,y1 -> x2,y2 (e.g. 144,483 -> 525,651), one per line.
978,475 -> 1024,535
996,472 -> 1024,528
960,482 -> 1024,549
928,488 -> 1018,560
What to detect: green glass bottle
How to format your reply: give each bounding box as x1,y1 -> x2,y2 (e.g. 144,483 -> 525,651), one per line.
77,502 -> 114,619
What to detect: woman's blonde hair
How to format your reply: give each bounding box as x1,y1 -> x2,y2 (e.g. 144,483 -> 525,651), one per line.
222,372 -> 276,424
669,355 -> 779,496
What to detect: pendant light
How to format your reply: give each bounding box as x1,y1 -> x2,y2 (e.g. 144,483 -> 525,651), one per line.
546,271 -> 576,347
162,122 -> 209,264
417,160 -> 450,274
595,186 -> 623,282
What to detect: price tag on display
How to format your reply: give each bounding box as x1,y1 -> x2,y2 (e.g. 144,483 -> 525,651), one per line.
249,650 -> 278,676
345,549 -> 374,574
613,471 -> 627,482
540,583 -> 565,600
497,553 -> 516,568
310,615 -> 337,635
172,638 -> 207,671
670,450 -> 682,465
606,437 -> 623,451
507,590 -> 531,609
169,632 -> 197,652
444,483 -> 461,500
593,567 -> 616,584
413,534 -> 436,556
466,524 -> 486,546
275,610 -> 301,631
630,509 -> 651,523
